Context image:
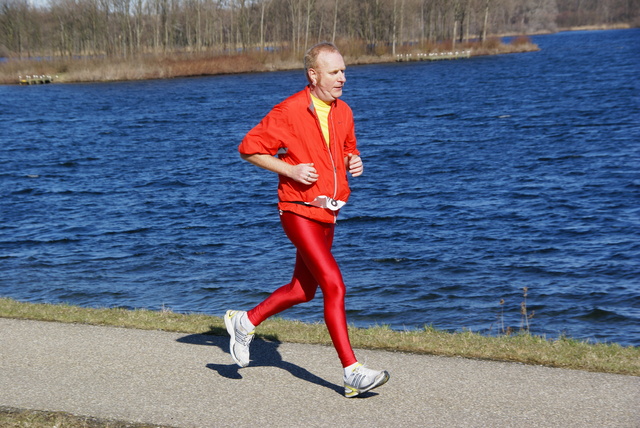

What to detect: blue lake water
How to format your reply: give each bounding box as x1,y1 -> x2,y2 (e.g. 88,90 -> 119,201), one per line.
1,29 -> 639,346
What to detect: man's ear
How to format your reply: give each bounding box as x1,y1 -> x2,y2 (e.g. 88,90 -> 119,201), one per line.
308,68 -> 317,85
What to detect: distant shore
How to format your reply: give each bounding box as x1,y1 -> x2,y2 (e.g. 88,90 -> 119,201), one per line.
1,39 -> 540,86
2,22 -> 635,86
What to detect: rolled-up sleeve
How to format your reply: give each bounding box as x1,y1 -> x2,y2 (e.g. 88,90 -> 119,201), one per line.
239,105 -> 293,156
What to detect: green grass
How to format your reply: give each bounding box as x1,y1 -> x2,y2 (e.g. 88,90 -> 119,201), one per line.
1,297 -> 638,427
1,297 -> 638,375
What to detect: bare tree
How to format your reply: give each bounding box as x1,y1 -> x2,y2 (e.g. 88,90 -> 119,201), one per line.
2,0 -> 638,60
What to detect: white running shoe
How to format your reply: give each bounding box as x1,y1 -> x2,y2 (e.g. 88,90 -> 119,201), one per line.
343,363 -> 390,398
224,310 -> 254,367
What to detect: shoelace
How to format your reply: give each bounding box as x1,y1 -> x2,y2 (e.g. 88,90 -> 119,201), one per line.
235,328 -> 254,346
346,370 -> 367,388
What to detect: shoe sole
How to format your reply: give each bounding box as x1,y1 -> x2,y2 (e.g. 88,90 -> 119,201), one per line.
224,310 -> 247,368
345,371 -> 390,398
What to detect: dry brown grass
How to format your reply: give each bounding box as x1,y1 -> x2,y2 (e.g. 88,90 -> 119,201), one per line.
159,52 -> 269,77
0,51 -> 299,85
0,38 -> 539,85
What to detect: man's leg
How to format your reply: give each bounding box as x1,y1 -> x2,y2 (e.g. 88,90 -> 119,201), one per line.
277,211 -> 357,367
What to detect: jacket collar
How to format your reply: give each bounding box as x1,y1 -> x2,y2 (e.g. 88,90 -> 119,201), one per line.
306,85 -> 338,112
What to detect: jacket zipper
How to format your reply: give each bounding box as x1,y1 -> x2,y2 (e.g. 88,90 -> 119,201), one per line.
327,108 -> 338,201
310,96 -> 339,223
312,102 -> 338,201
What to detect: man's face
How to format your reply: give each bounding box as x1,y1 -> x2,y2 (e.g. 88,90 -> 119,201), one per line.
309,50 -> 346,103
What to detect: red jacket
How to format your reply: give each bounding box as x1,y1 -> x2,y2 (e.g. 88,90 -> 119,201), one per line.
239,86 -> 359,223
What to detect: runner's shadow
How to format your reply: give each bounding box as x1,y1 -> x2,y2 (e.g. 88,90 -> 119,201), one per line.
177,328 -> 344,396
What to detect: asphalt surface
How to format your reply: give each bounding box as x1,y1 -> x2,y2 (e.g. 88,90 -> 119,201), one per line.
1,318 -> 638,427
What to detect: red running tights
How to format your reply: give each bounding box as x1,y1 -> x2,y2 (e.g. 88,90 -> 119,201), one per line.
247,211 -> 357,367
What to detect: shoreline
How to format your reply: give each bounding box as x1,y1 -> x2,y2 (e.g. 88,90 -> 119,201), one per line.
2,40 -> 541,86
1,298 -> 638,376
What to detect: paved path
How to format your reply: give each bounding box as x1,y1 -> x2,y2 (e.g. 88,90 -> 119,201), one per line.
1,318 -> 638,427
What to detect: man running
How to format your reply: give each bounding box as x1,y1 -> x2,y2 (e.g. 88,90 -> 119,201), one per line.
225,42 -> 389,398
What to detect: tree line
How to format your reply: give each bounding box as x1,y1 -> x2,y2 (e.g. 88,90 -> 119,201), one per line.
1,0 -> 638,59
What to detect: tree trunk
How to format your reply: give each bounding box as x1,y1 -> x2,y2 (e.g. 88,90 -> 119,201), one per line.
332,0 -> 338,43
482,0 -> 489,42
260,0 -> 266,50
392,0 -> 397,55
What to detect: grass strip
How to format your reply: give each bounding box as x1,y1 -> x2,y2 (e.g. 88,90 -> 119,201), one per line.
0,406 -> 173,428
1,297 -> 638,376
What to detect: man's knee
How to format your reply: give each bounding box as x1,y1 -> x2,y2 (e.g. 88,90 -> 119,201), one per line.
321,279 -> 346,300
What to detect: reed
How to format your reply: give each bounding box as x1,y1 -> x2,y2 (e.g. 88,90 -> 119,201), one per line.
520,286 -> 535,332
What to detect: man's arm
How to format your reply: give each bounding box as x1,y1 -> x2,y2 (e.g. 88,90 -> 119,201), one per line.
241,153 -> 318,184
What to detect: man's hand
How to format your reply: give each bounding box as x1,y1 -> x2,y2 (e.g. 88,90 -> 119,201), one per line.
241,154 -> 317,185
291,163 -> 318,184
347,154 -> 363,177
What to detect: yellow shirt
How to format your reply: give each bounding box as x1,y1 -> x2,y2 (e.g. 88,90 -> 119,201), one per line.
311,94 -> 331,147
